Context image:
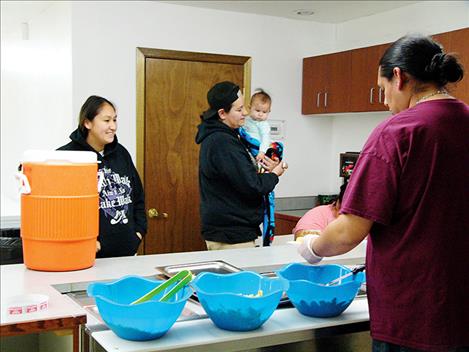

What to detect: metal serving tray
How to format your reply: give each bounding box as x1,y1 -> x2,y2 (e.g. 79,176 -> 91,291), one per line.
82,298 -> 207,324
156,260 -> 242,277
261,268 -> 367,299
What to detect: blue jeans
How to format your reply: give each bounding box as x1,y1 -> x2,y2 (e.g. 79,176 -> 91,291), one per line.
373,340 -> 469,352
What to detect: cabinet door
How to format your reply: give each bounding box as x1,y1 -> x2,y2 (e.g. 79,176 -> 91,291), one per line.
302,56 -> 327,114
350,44 -> 389,112
324,51 -> 351,113
274,215 -> 298,235
448,28 -> 469,102
432,32 -> 451,50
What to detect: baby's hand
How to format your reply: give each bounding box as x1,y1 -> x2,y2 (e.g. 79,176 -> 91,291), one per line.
256,151 -> 266,162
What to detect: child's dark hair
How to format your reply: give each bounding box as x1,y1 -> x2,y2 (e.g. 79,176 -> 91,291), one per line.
78,95 -> 115,136
379,34 -> 464,90
250,88 -> 272,106
338,182 -> 348,203
332,181 -> 348,207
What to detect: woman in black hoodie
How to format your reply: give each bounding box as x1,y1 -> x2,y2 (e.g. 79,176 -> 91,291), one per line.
59,95 -> 147,257
196,82 -> 287,250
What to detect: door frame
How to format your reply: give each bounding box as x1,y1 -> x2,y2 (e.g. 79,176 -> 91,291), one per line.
135,47 -> 251,253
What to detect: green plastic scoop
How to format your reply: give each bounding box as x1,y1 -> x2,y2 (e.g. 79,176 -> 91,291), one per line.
130,270 -> 193,305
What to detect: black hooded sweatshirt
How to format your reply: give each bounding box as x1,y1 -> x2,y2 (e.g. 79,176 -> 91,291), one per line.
195,119 -> 279,244
58,129 -> 147,257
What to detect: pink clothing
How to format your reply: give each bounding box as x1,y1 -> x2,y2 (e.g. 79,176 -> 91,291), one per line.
292,204 -> 337,233
341,99 -> 469,351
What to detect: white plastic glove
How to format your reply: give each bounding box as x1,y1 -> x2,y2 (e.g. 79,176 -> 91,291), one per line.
297,234 -> 323,264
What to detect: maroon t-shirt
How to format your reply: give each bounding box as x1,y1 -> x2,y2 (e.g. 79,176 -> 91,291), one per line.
341,99 -> 469,351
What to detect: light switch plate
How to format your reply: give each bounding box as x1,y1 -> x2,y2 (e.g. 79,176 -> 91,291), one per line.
270,120 -> 285,140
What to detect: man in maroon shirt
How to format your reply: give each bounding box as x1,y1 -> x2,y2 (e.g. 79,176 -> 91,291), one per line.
298,35 -> 469,352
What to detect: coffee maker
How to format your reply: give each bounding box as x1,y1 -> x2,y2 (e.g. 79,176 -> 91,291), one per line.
339,152 -> 360,180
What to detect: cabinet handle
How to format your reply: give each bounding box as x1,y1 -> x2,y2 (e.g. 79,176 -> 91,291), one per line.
378,87 -> 382,103
369,87 -> 374,104
324,92 -> 328,108
316,92 -> 321,108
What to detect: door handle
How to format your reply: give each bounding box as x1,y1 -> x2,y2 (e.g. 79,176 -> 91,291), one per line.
324,92 -> 328,108
148,208 -> 169,219
316,92 -> 322,108
148,208 -> 159,218
370,87 -> 374,104
378,87 -> 383,103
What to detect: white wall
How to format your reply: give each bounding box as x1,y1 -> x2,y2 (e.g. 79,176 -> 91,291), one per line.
327,0 -> 469,191
70,1 -> 336,200
335,0 -> 469,50
1,1 -> 468,221
1,1 -> 72,220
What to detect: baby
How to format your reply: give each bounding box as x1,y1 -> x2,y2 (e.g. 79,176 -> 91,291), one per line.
244,89 -> 272,161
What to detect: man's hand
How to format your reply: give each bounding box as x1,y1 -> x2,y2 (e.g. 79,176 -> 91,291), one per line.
297,234 -> 323,264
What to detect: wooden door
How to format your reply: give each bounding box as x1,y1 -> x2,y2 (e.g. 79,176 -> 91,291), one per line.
350,44 -> 389,112
136,49 -> 250,254
324,51 -> 351,113
302,56 -> 327,114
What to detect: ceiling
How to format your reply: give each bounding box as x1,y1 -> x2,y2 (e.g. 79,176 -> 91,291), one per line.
1,1 -> 53,33
161,1 -> 420,23
1,0 -> 421,31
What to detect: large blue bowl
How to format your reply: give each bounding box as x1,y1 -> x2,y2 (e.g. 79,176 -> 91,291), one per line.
87,275 -> 192,341
277,263 -> 365,318
191,271 -> 288,331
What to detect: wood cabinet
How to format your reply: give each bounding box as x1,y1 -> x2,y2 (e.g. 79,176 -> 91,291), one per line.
432,32 -> 451,50
445,28 -> 469,102
303,47 -> 383,114
303,47 -> 382,115
274,213 -> 300,235
431,29 -> 469,101
350,44 -> 389,112
325,51 -> 352,113
1,316 -> 86,352
302,56 -> 326,114
302,51 -> 351,114
302,27 -> 469,114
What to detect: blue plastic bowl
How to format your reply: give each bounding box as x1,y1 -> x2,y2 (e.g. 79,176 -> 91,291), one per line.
191,271 -> 288,331
277,263 -> 365,318
87,275 -> 192,341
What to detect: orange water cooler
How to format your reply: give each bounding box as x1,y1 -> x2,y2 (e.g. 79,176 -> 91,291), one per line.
20,150 -> 99,271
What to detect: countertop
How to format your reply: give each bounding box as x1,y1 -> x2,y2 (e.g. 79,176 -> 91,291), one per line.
1,243 -> 368,351
92,299 -> 368,352
275,209 -> 309,218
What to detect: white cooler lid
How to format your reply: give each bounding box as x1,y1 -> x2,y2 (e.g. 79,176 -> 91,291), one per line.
22,150 -> 97,164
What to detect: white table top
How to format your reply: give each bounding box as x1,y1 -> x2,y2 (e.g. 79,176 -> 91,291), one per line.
1,242 -> 368,350
92,299 -> 369,352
